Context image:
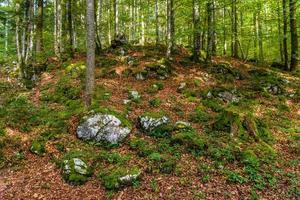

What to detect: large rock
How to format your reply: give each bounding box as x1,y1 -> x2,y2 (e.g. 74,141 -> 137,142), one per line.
77,114 -> 131,144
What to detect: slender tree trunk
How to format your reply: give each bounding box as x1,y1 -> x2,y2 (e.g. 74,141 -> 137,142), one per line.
212,0 -> 217,56
85,0 -> 96,107
155,0 -> 159,45
206,0 -> 213,63
54,0 -> 62,59
67,0 -> 74,57
192,0 -> 200,62
289,0 -> 298,71
36,0 -> 44,53
277,1 -> 283,62
166,0 -> 174,58
113,0 -> 119,37
231,0 -> 238,58
15,2 -> 22,68
258,10 -> 264,63
282,0 -> 289,70
4,17 -> 8,54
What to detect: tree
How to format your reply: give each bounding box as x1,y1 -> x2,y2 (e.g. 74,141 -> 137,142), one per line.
282,0 -> 289,70
36,0 -> 44,53
289,0 -> 298,71
166,0 -> 174,59
54,0 -> 63,59
67,0 -> 74,57
85,0 -> 96,107
192,0 -> 201,62
206,0 -> 213,63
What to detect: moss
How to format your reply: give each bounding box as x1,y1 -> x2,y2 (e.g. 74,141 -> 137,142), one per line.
202,99 -> 224,112
129,138 -> 155,157
189,106 -> 211,123
4,96 -> 41,132
91,107 -> 133,129
97,151 -> 130,164
148,124 -> 174,138
30,140 -> 46,156
172,129 -> 206,155
147,153 -> 177,174
212,110 -> 243,135
99,167 -> 141,190
141,111 -> 166,119
61,151 -> 93,185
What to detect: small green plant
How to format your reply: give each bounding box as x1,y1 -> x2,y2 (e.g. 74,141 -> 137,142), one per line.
149,98 -> 162,107
146,82 -> 164,94
150,179 -> 159,192
225,170 -> 247,184
147,153 -> 177,174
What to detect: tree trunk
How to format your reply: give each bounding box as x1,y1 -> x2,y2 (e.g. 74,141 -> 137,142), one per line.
192,0 -> 201,62
289,0 -> 298,71
206,0 -> 213,63
67,0 -> 74,57
166,0 -> 174,58
231,0 -> 238,58
36,0 -> 44,53
155,0 -> 159,45
258,10 -> 264,63
282,0 -> 289,70
85,0 -> 96,107
113,0 -> 119,38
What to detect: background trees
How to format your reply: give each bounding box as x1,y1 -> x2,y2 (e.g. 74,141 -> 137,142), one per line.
0,0 -> 298,70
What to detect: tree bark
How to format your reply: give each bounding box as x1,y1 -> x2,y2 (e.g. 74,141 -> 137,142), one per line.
206,0 -> 213,63
192,0 -> 201,62
289,0 -> 298,71
166,0 -> 174,58
282,0 -> 289,70
36,0 -> 44,53
67,0 -> 74,57
85,0 -> 96,107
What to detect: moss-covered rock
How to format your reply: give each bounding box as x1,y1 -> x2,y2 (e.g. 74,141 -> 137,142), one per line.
138,112 -> 172,138
172,128 -> 206,154
212,110 -> 244,135
62,157 -> 92,185
99,167 -> 141,190
30,140 -> 46,156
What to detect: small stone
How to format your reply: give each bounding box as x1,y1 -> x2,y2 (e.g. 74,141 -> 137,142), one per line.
175,121 -> 191,130
177,82 -> 187,92
129,90 -> 141,101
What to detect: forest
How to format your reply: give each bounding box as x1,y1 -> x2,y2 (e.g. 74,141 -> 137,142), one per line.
0,0 -> 299,199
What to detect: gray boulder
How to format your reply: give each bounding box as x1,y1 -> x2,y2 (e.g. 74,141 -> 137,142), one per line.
77,114 -> 131,144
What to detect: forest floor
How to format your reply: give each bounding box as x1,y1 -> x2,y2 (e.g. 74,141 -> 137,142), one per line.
0,45 -> 299,200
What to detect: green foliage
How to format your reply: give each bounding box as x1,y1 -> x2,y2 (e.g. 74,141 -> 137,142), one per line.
225,170 -> 247,184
